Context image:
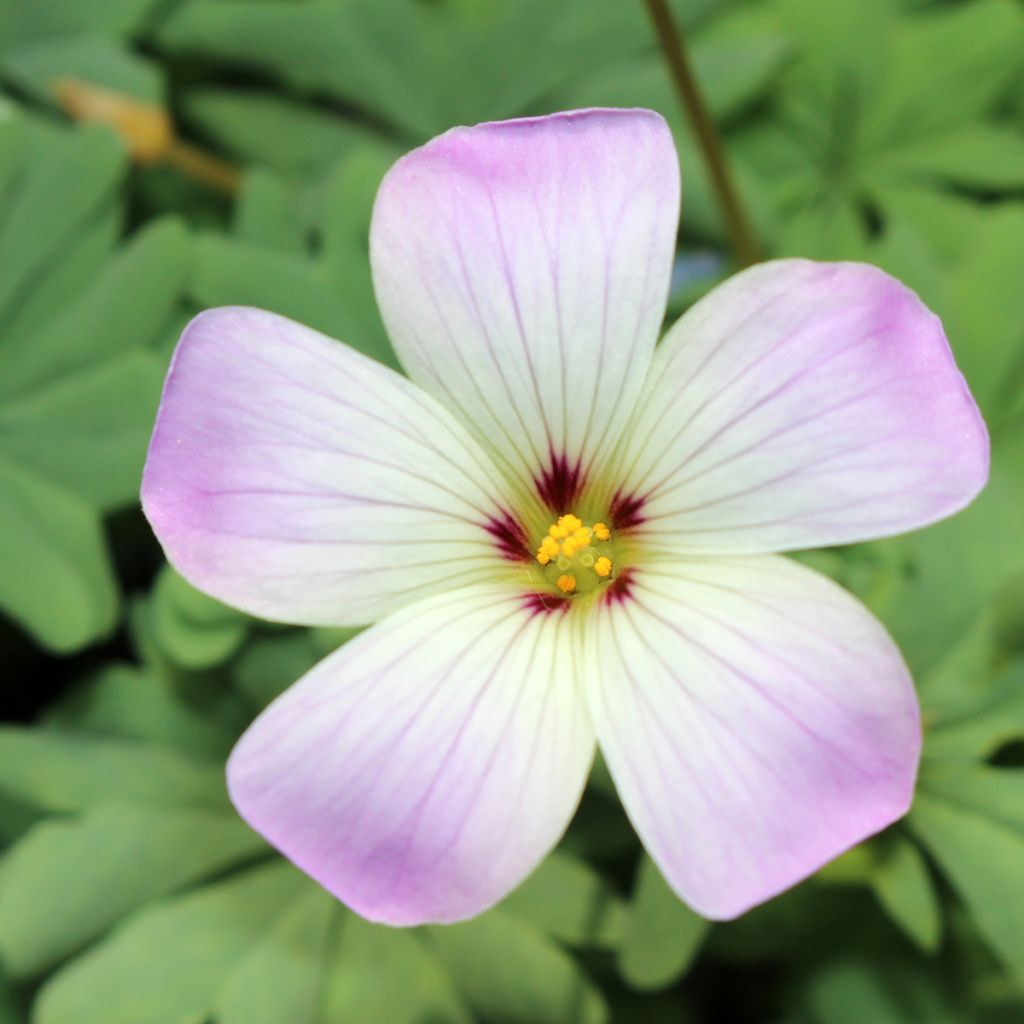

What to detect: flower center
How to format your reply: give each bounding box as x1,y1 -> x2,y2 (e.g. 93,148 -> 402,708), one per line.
535,513 -> 615,596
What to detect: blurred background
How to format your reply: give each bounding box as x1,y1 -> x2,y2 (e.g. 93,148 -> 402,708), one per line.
1,0 -> 1023,1021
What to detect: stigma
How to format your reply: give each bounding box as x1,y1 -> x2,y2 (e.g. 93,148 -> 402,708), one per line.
535,513 -> 615,595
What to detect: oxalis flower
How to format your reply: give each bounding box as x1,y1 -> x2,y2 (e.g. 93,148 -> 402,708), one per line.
142,108 -> 988,924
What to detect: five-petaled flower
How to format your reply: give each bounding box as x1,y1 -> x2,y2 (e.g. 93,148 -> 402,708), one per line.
142,108 -> 988,925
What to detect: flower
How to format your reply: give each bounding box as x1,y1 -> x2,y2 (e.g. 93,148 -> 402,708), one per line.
141,108 -> 988,925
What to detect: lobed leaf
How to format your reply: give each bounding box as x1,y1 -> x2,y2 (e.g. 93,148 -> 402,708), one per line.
0,803 -> 266,976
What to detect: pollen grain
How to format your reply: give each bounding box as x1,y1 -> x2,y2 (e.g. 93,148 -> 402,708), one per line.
535,512 -> 615,597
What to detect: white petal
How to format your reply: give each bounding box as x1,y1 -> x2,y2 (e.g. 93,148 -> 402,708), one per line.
143,307 -> 524,626
584,556 -> 920,919
371,109 -> 680,511
228,584 -> 595,925
601,260 -> 988,551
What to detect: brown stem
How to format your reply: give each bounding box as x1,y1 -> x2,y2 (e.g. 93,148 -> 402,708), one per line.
642,0 -> 760,267
54,78 -> 240,196
165,141 -> 241,196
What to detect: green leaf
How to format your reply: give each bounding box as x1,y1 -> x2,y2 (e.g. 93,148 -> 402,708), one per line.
231,630 -> 323,710
868,834 -> 943,953
0,197 -> 188,646
1,204 -> 121,352
501,851 -> 625,949
0,728 -> 230,812
0,353 -> 164,509
235,169 -> 306,253
690,15 -> 792,122
214,886 -> 335,1024
918,763 -> 1024,831
775,196 -> 867,261
319,917 -> 469,1024
0,215 -> 190,398
915,602 -> 1001,716
0,33 -> 163,106
617,854 -> 710,991
879,428 -> 1024,674
0,803 -> 265,976
811,825 -> 944,952
0,457 -> 116,651
45,663 -> 239,758
0,971 -> 24,1024
157,0 -> 649,139
0,121 -> 123,328
560,787 -> 639,863
558,22 -> 789,126
188,232 -> 398,368
926,661 -> 1024,763
308,624 -> 363,657
874,125 -> 1024,192
149,566 -> 250,670
864,0 -> 1024,141
0,0 -> 166,46
0,788 -> 45,849
741,0 -> 1024,261
853,212 -> 946,309
911,765 -> 1024,988
553,19 -> 781,246
997,576 -> 1024,654
814,841 -> 876,886
149,302 -> 193,361
769,0 -> 891,99
155,0 -> 434,137
316,146 -> 396,359
34,862 -> 307,1024
873,187 -> 987,268
806,957 -> 969,1024
317,146 -> 393,265
427,910 -> 608,1023
180,89 -> 381,176
943,206 -> 1024,424
0,99 -> 24,193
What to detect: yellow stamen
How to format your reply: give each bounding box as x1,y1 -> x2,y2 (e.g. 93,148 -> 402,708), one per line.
535,511 -> 617,597
536,536 -> 560,564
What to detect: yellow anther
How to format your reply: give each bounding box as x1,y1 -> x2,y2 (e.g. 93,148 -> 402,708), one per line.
537,512 -> 617,594
536,536 -> 560,565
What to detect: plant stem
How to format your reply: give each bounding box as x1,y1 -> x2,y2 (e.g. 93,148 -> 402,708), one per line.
642,0 -> 760,266
166,141 -> 241,195
55,78 -> 240,195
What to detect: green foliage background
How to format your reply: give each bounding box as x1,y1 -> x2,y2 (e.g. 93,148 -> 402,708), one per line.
1,0 -> 1023,1020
